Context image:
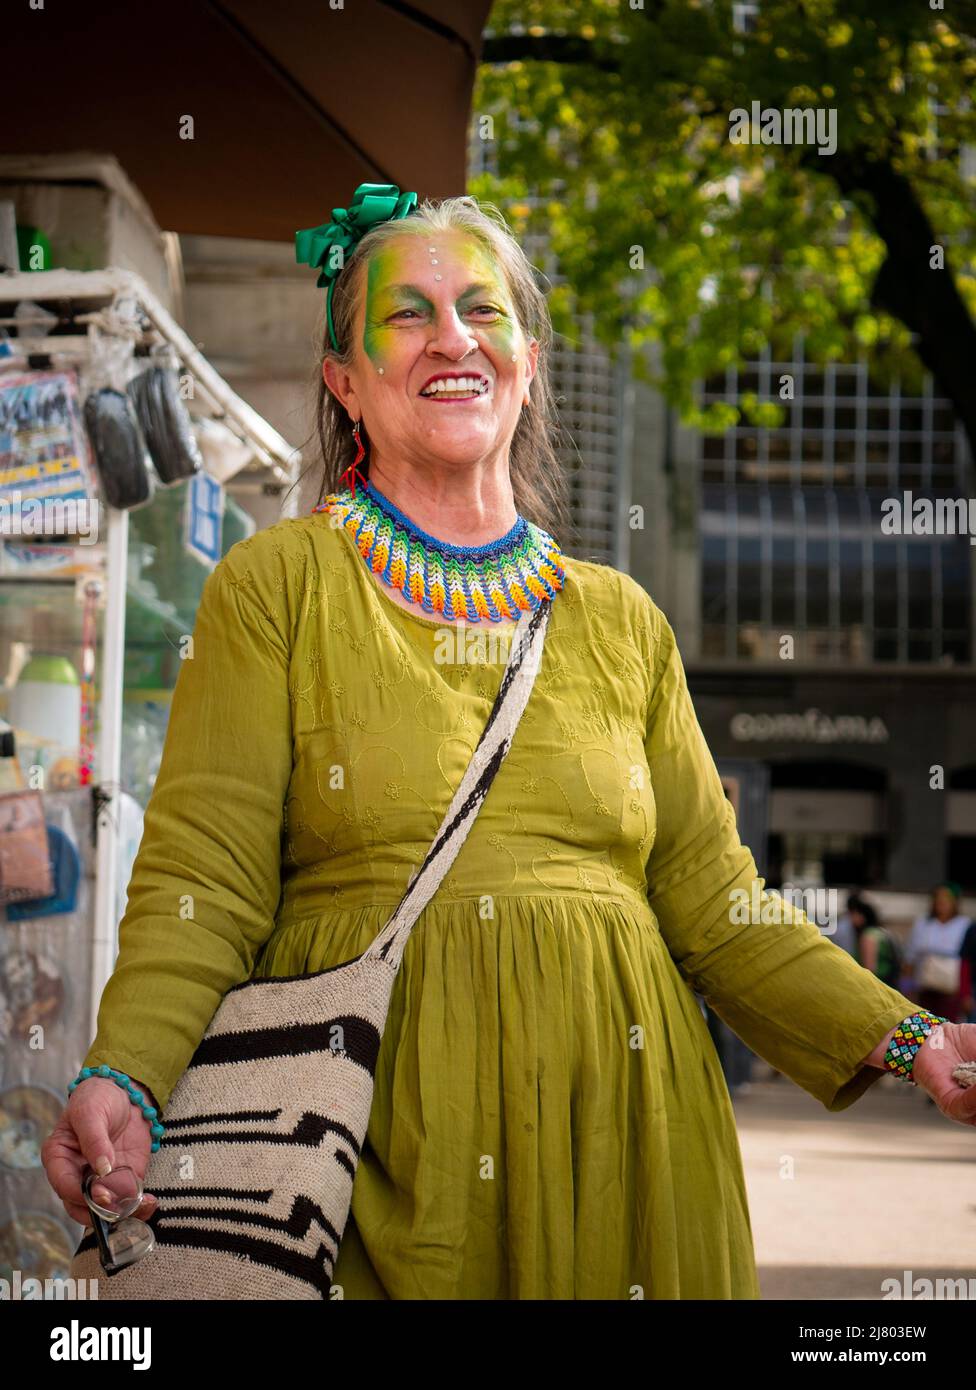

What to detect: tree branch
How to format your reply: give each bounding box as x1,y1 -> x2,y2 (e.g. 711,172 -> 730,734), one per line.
481,32 -> 622,71
806,146 -> 976,467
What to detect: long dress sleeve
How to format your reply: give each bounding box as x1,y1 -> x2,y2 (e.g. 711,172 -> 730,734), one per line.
82,555 -> 293,1110
640,600 -> 917,1111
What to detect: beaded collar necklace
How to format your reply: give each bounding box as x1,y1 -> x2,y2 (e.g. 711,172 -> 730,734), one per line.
312,480 -> 566,623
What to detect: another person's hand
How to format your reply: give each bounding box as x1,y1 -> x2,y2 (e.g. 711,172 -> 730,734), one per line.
912,1022 -> 976,1126
41,1077 -> 159,1227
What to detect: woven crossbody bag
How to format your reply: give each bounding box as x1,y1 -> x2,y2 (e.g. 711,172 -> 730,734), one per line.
71,598 -> 552,1300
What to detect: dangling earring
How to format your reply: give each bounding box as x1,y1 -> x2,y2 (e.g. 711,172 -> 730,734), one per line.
340,418 -> 368,498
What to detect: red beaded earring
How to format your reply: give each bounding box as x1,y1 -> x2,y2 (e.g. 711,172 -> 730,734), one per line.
340,418 -> 368,498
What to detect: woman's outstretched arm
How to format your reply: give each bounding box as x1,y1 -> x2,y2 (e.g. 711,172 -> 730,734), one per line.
637,593 -> 920,1112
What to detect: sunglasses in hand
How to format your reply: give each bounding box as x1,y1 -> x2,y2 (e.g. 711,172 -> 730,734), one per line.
82,1165 -> 156,1275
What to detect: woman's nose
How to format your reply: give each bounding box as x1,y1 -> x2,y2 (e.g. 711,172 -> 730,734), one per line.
426,309 -> 477,359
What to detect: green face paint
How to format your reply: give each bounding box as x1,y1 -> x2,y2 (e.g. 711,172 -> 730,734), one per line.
361,234 -> 519,370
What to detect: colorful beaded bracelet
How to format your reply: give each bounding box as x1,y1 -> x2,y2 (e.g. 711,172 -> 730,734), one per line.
882,1010 -> 949,1084
68,1065 -> 165,1152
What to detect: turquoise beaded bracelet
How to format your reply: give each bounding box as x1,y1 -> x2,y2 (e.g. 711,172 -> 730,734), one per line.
68,1065 -> 165,1152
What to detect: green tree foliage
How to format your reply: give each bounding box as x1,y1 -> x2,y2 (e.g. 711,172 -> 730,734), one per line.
474,0 -> 976,454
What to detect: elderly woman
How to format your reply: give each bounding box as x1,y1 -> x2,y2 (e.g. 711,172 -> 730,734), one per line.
43,185 -> 976,1300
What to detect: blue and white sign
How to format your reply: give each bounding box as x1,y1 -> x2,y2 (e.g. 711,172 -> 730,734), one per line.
183,469 -> 224,567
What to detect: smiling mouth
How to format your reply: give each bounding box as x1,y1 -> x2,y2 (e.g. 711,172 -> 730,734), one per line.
419,375 -> 491,401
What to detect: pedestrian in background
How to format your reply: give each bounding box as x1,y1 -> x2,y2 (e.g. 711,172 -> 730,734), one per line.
903,883 -> 972,1023
848,895 -> 902,989
832,898 -> 858,958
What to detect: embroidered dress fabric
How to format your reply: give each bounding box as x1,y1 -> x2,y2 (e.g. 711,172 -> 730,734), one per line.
81,510 -> 918,1299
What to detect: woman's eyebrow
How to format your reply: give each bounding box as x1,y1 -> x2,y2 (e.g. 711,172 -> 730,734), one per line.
383,284 -> 432,303
457,281 -> 504,300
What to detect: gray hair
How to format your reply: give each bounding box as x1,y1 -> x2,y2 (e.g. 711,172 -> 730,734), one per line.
289,194 -> 572,542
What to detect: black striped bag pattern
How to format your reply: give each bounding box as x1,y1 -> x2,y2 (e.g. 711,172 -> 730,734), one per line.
71,598 -> 551,1299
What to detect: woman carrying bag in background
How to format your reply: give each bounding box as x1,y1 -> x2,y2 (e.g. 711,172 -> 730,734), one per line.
903,883 -> 973,1023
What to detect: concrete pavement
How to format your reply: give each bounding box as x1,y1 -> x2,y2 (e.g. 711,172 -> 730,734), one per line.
733,1073 -> 976,1300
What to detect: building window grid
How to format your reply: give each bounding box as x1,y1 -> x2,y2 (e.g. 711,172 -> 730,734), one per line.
855,360 -> 869,488
793,485 -> 807,646
759,487 -> 773,638
698,343 -> 972,663
857,488 -> 875,656
887,376 -> 900,494
825,486 -> 841,651
895,530 -> 909,663
758,354 -> 772,478
724,363 -> 737,487
790,335 -> 805,490
551,329 -> 620,562
933,525 -> 945,658
702,481 -> 972,664
701,378 -> 962,488
823,360 -> 836,489
725,488 -> 739,660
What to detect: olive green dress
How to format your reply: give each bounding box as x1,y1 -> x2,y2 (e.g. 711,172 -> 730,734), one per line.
83,507 -> 917,1299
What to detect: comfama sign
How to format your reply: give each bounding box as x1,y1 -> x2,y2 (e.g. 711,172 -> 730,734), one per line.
731,709 -> 889,744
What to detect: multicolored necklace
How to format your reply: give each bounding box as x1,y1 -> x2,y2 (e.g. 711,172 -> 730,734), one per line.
312,480 -> 566,623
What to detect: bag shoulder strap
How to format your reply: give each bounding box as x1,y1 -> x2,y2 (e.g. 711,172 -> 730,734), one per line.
362,598 -> 552,970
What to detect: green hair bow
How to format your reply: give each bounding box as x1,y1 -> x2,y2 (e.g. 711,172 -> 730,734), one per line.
295,182 -> 419,350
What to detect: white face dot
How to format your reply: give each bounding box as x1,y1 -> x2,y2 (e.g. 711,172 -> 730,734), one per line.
434,273 -> 442,281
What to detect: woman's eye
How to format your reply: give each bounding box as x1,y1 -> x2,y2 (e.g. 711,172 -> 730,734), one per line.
389,304 -> 502,322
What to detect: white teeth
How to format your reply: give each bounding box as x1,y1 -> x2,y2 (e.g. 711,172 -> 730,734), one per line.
420,376 -> 488,396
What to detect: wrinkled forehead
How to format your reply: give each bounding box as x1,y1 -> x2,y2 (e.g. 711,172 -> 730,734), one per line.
362,230 -> 510,300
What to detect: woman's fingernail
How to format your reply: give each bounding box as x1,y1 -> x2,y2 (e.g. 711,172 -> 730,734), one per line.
94,1156 -> 112,1176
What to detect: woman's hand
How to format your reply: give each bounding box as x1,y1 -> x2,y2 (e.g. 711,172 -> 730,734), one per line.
41,1077 -> 159,1227
912,1022 -> 976,1125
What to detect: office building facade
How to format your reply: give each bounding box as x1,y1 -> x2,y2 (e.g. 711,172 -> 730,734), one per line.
639,345 -> 976,895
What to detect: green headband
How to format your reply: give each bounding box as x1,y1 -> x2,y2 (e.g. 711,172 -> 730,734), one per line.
295,182 -> 419,351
